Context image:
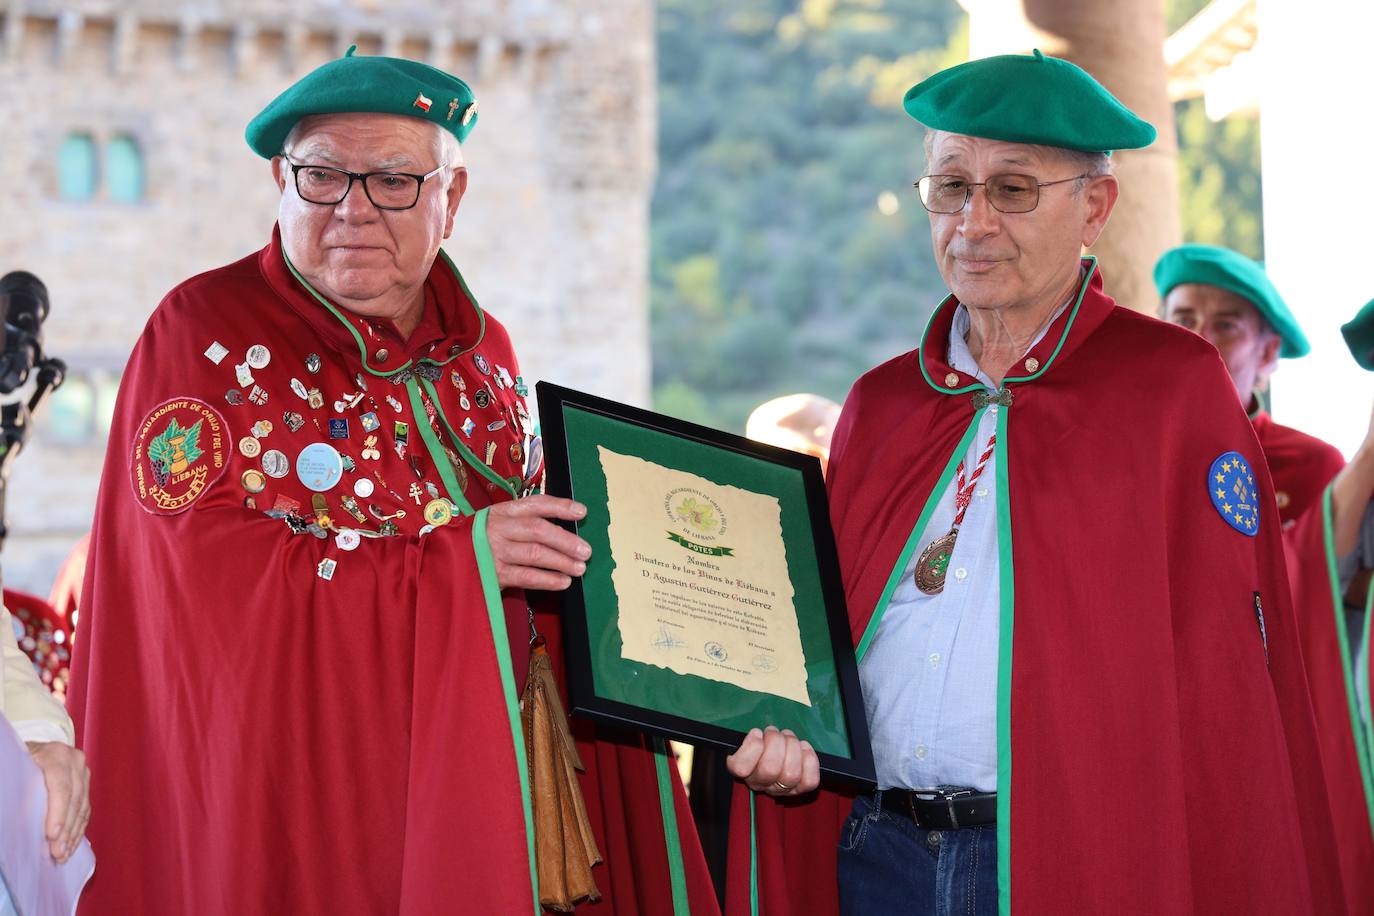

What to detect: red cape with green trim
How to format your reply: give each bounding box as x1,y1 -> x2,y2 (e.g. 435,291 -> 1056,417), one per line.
1252,410 -> 1344,527
1282,490 -> 1374,912
67,230 -> 718,915
726,262 -> 1344,915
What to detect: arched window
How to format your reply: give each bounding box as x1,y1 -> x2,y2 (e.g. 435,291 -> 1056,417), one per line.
106,134 -> 145,203
57,133 -> 97,201
46,374 -> 95,444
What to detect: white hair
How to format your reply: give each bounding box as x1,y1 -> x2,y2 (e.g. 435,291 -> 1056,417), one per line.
281,115 -> 464,182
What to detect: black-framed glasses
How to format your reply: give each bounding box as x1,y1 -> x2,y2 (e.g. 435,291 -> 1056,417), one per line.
282,157 -> 448,211
913,173 -> 1089,214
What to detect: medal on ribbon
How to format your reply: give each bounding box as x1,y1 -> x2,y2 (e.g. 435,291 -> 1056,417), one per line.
914,433 -> 997,595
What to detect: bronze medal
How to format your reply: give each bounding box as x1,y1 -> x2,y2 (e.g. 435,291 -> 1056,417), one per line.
914,528 -> 958,595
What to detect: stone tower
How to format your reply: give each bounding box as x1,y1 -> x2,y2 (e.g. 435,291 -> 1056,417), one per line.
0,0 -> 657,594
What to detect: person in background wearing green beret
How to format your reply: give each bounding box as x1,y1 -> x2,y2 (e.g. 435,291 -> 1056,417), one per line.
1158,245 -> 1374,911
65,50 -> 718,915
720,51 -> 1344,916
1157,244 -> 1344,527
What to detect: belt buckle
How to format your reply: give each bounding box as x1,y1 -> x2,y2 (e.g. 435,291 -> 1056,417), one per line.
913,787 -> 973,830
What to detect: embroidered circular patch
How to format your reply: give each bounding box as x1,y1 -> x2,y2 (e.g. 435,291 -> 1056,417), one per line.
130,398 -> 230,515
1207,450 -> 1259,537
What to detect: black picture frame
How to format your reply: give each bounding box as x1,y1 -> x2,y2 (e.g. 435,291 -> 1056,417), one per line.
537,381 -> 875,786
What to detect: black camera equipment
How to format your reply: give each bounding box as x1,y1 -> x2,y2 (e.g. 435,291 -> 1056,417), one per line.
0,271 -> 67,552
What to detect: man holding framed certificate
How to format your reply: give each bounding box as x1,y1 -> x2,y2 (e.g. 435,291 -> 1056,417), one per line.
723,51 -> 1345,916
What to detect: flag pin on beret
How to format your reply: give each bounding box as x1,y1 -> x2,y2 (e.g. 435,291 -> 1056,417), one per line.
245,46 -> 478,159
903,49 -> 1156,153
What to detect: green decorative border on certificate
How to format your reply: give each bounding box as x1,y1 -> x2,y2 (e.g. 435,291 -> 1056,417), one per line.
539,383 -> 874,784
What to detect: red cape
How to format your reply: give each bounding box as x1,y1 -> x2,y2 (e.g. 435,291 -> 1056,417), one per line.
67,230 -> 718,915
1252,410 -> 1344,527
726,261 -> 1344,915
1282,489 -> 1374,912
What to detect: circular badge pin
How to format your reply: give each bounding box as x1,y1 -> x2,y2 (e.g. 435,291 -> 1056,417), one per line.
129,398 -> 232,515
306,353 -> 322,374
474,353 -> 491,376
1207,450 -> 1260,536
261,449 -> 290,479
241,469 -> 267,494
226,389 -> 245,406
296,442 -> 344,492
239,436 -> 261,458
246,345 -> 272,370
423,498 -> 454,527
353,477 -> 375,498
335,529 -> 361,551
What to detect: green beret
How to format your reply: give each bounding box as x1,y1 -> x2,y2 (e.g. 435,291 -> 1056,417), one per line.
245,46 -> 477,159
1342,300 -> 1374,370
1153,244 -> 1309,359
904,49 -> 1155,153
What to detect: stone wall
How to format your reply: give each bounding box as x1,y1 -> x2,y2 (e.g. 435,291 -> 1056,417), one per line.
0,0 -> 656,595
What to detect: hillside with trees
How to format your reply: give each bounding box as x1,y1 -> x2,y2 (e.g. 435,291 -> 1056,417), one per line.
651,0 -> 1263,430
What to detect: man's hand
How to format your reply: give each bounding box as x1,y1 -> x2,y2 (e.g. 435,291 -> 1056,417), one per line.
726,725 -> 820,797
485,495 -> 592,591
25,741 -> 89,863
1332,400 -> 1374,557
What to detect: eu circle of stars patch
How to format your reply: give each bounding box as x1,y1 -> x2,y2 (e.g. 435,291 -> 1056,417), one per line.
1208,450 -> 1259,536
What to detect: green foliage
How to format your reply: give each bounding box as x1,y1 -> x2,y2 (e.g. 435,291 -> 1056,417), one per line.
1165,0 -> 1212,32
1173,98 -> 1263,259
652,0 -> 965,431
148,417 -> 203,472
652,0 -> 1265,431
1165,0 -> 1264,260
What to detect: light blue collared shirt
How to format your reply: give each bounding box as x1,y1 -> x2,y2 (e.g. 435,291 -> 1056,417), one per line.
859,303 -> 1064,792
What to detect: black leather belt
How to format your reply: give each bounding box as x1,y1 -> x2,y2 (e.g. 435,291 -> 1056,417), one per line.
878,788 -> 997,830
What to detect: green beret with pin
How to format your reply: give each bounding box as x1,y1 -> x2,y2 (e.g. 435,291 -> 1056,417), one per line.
244,46 -> 478,159
1342,299 -> 1374,370
903,49 -> 1156,153
1154,244 -> 1310,359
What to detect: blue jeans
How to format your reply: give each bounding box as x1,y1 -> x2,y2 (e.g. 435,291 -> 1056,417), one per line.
837,792 -> 998,916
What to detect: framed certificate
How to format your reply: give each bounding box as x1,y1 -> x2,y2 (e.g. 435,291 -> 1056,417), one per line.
537,382 -> 875,785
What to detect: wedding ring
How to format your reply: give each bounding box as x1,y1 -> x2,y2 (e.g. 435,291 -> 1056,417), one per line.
772,780 -> 794,792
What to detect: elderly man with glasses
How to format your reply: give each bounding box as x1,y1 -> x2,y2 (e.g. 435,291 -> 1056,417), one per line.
66,50 -> 718,915
723,51 -> 1344,916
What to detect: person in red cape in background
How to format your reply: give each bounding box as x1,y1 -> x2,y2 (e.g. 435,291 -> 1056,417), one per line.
719,51 -> 1345,915
47,532 -> 88,623
1281,297 -> 1374,916
1157,244 -> 1373,910
66,49 -> 716,915
1156,244 -> 1344,528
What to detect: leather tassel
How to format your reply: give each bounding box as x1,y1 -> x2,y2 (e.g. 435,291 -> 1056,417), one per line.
520,637 -> 602,911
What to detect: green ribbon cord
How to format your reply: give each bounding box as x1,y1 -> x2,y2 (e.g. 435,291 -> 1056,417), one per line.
856,410 -> 987,662
1320,485 -> 1374,831
472,510 -> 540,914
993,402 -> 1014,916
652,738 -> 692,916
